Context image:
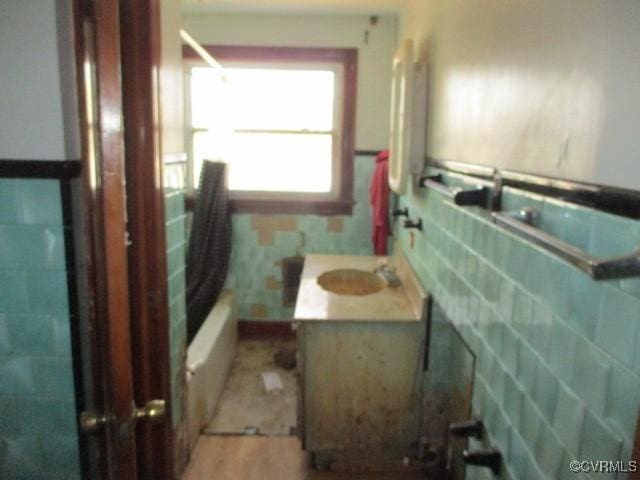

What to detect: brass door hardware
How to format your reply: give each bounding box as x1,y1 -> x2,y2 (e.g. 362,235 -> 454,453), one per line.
79,399 -> 166,435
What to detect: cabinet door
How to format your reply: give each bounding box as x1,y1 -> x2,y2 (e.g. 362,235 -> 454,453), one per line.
303,321 -> 425,462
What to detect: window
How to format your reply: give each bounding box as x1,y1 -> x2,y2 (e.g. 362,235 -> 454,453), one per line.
184,46 -> 357,214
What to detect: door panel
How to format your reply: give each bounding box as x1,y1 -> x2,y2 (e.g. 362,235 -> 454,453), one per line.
73,0 -> 137,477
119,0 -> 175,477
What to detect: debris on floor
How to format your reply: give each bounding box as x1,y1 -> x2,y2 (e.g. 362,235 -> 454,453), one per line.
274,346 -> 297,370
261,371 -> 284,394
204,339 -> 297,436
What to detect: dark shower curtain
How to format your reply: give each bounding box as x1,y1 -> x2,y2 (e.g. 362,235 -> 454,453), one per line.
185,160 -> 232,343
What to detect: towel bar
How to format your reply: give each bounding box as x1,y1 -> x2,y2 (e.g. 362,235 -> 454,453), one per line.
420,174 -> 492,208
493,208 -> 640,280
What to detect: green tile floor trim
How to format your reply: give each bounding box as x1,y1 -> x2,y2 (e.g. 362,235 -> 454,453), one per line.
165,189 -> 187,430
397,169 -> 640,480
225,155 -> 376,321
0,178 -> 81,480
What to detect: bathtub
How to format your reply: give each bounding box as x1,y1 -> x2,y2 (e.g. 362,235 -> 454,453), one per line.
186,290 -> 236,450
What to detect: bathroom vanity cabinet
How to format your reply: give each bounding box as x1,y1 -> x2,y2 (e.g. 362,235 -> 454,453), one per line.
294,254 -> 427,469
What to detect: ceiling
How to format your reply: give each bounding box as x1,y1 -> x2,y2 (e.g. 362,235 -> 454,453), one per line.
181,0 -> 405,15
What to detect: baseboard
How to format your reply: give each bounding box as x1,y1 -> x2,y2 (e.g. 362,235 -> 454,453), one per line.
237,320 -> 296,340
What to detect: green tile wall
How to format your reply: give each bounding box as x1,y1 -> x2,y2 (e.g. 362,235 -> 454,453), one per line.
165,188 -> 187,430
397,169 -> 640,480
0,178 -> 81,480
226,155 -> 375,321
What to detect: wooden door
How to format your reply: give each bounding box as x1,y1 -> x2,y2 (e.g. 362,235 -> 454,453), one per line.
72,0 -> 175,477
119,0 -> 175,478
72,0 -> 172,478
72,0 -> 138,477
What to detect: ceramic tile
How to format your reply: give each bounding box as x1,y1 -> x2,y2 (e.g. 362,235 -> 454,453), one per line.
528,301 -> 553,358
589,213 -> 638,258
39,433 -> 81,474
534,421 -> 564,479
166,242 -> 186,276
507,429 -> 532,480
579,410 -> 622,479
525,462 -> 546,480
619,277 -> 640,300
596,286 -> 639,368
511,287 -> 533,337
399,174 -> 640,478
505,240 -> 529,287
531,361 -> 558,421
482,311 -> 505,357
488,405 -> 512,459
26,271 -> 69,315
518,395 -> 543,448
501,326 -> 519,375
547,317 -> 577,384
489,359 -> 507,406
541,258 -> 570,319
31,357 -> 75,397
0,178 -> 19,224
6,314 -> 57,355
604,362 -> 640,440
472,373 -> 487,416
567,270 -> 601,340
164,190 -> 185,220
553,381 -> 586,457
516,341 -> 538,394
523,252 -> 550,300
502,374 -> 523,430
560,206 -> 591,251
0,271 -> 29,313
16,179 -> 63,225
497,279 -> 516,322
0,357 -> 36,395
540,199 -> 566,239
0,314 -> 9,354
0,226 -> 66,271
571,337 -> 611,416
166,215 -> 186,250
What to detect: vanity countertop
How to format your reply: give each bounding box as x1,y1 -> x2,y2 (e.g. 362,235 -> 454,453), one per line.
294,253 -> 425,322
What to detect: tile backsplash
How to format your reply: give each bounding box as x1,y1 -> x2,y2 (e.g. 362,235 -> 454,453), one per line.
225,155 -> 376,321
0,178 -> 81,480
398,169 -> 640,480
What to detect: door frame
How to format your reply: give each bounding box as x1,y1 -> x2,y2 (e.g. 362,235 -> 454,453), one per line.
72,0 -> 174,478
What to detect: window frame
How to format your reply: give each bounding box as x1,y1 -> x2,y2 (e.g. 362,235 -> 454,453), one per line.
183,45 -> 358,215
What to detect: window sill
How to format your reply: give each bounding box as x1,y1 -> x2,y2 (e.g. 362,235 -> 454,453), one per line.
184,193 -> 354,216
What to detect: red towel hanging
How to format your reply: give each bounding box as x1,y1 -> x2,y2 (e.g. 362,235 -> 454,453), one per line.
369,150 -> 390,255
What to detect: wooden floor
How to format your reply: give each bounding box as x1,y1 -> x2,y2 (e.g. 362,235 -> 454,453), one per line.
182,435 -> 428,480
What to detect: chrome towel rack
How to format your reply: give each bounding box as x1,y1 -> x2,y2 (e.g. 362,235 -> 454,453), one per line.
420,174 -> 493,208
492,208 -> 640,280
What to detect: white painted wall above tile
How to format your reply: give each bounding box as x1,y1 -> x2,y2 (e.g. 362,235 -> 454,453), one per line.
400,0 -> 640,191
0,0 -> 79,160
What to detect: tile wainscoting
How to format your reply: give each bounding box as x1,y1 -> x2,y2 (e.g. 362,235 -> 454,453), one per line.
0,178 -> 81,480
398,168 -> 640,480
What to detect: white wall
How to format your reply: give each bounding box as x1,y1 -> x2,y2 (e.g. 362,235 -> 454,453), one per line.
400,0 -> 640,190
182,12 -> 398,150
161,0 -> 185,160
0,0 -> 79,160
